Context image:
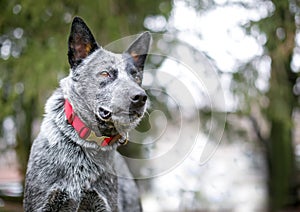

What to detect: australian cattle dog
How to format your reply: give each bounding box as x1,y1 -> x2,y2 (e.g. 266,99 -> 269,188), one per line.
24,16 -> 151,211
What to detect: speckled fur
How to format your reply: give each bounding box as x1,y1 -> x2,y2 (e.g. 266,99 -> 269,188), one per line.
23,17 -> 151,211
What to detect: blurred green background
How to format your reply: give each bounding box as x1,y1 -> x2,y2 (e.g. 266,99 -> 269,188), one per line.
1,0 -> 300,211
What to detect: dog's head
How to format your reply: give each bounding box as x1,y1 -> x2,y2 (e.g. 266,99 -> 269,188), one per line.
62,17 -> 151,138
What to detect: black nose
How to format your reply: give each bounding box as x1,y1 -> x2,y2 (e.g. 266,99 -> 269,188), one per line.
130,92 -> 147,108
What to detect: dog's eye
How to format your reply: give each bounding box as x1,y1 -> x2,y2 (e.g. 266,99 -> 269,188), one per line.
99,71 -> 110,78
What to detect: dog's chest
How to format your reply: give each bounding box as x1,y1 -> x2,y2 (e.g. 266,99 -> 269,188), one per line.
69,152 -> 119,210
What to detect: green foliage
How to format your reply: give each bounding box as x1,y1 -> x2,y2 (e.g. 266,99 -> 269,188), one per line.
0,0 -> 170,115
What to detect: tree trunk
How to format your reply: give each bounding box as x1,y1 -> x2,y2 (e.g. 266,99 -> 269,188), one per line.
267,61 -> 297,209
266,1 -> 298,210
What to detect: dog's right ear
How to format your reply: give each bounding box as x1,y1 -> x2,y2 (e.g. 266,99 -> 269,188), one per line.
68,17 -> 99,69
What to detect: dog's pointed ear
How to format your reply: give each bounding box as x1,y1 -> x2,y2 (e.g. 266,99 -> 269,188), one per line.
68,17 -> 99,69
125,32 -> 152,71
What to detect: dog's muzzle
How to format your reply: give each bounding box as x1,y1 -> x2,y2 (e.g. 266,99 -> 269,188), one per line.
98,91 -> 147,121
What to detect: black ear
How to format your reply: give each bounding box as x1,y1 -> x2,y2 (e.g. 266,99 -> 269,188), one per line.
125,32 -> 152,71
68,17 -> 99,69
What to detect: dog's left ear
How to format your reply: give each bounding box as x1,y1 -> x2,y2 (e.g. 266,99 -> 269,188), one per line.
125,32 -> 152,71
68,17 -> 99,69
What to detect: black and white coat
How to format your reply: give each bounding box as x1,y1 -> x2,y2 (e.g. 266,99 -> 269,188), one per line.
24,17 -> 151,211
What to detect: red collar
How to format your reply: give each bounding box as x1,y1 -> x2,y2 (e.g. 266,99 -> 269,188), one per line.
64,99 -> 121,147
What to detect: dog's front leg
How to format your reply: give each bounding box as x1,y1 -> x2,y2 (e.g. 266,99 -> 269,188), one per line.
78,190 -> 112,212
41,189 -> 78,212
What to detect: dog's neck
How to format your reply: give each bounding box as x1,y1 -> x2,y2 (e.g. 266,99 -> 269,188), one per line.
64,99 -> 126,147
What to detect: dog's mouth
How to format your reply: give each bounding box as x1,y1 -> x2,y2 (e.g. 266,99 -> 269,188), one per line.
97,92 -> 148,134
98,106 -> 144,121
98,107 -> 112,121
97,106 -> 145,133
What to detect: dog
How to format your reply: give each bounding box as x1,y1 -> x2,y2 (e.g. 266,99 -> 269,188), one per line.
23,16 -> 151,211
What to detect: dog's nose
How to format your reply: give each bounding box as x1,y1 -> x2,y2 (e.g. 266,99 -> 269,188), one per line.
130,92 -> 147,107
